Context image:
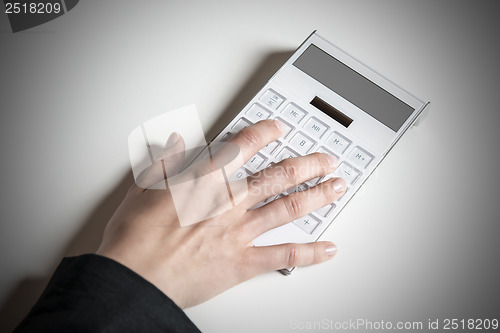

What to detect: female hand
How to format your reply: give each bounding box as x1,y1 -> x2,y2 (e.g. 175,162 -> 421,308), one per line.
97,119 -> 346,308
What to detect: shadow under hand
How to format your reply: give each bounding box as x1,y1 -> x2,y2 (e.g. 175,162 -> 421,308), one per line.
0,171 -> 134,332
0,50 -> 293,332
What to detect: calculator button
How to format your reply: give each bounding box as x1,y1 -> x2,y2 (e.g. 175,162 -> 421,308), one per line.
246,153 -> 266,172
274,117 -> 294,139
221,132 -> 233,141
316,146 -> 339,160
303,117 -> 329,139
326,131 -> 351,155
315,203 -> 336,218
281,103 -> 307,124
230,168 -> 249,181
260,89 -> 285,110
232,118 -> 252,132
276,147 -> 298,161
289,132 -> 316,154
347,146 -> 374,169
293,214 -> 320,234
335,162 -> 361,185
245,104 -> 272,123
263,140 -> 281,155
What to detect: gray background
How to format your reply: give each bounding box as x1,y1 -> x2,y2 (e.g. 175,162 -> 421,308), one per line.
1,1 -> 499,332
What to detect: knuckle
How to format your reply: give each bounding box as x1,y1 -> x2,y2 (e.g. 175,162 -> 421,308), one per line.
282,193 -> 303,217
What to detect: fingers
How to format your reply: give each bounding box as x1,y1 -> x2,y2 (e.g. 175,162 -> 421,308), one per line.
247,241 -> 337,275
245,177 -> 346,236
243,152 -> 338,207
135,132 -> 186,190
178,119 -> 284,183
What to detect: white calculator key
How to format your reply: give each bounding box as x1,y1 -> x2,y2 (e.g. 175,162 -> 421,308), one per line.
245,104 -> 272,123
263,140 -> 281,155
335,162 -> 361,184
260,89 -> 285,110
232,118 -> 252,132
303,117 -> 329,139
315,203 -> 336,218
221,132 -> 233,142
246,153 -> 266,172
274,117 -> 294,139
230,168 -> 249,181
317,146 -> 339,160
276,147 -> 298,161
289,132 -> 316,154
326,131 -> 351,155
293,214 -> 320,234
347,146 -> 374,169
281,103 -> 307,124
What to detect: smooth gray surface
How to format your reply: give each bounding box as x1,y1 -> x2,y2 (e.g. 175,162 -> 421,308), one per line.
1,1 -> 499,332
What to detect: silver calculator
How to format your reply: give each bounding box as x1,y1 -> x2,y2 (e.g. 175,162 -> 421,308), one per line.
214,31 -> 429,267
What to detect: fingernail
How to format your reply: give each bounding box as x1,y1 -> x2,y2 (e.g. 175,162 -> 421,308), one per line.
332,178 -> 346,193
326,244 -> 337,256
274,119 -> 285,134
166,132 -> 180,148
326,154 -> 338,169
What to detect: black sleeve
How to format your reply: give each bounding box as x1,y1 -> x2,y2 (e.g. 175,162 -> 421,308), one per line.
14,254 -> 201,333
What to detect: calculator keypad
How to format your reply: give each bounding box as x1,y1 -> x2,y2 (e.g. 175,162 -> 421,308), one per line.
276,147 -> 298,161
260,89 -> 285,110
326,131 -> 351,155
335,162 -> 361,185
245,104 -> 272,123
246,153 -> 267,172
289,132 -> 316,154
262,140 -> 280,155
347,146 -> 374,168
303,117 -> 329,139
281,103 -> 307,124
293,214 -> 320,234
220,88 -> 376,235
232,118 -> 252,132
274,117 -> 294,139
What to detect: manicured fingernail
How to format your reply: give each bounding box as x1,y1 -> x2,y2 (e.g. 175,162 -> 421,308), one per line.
166,132 -> 180,148
326,154 -> 338,169
274,119 -> 285,133
326,244 -> 337,256
332,178 -> 346,193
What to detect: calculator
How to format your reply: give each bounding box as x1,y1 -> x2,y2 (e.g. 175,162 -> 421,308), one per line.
214,31 -> 429,272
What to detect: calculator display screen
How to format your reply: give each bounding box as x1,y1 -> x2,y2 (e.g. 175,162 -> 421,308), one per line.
293,44 -> 414,132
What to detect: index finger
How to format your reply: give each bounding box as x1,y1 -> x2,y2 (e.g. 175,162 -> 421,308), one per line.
227,119 -> 285,162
